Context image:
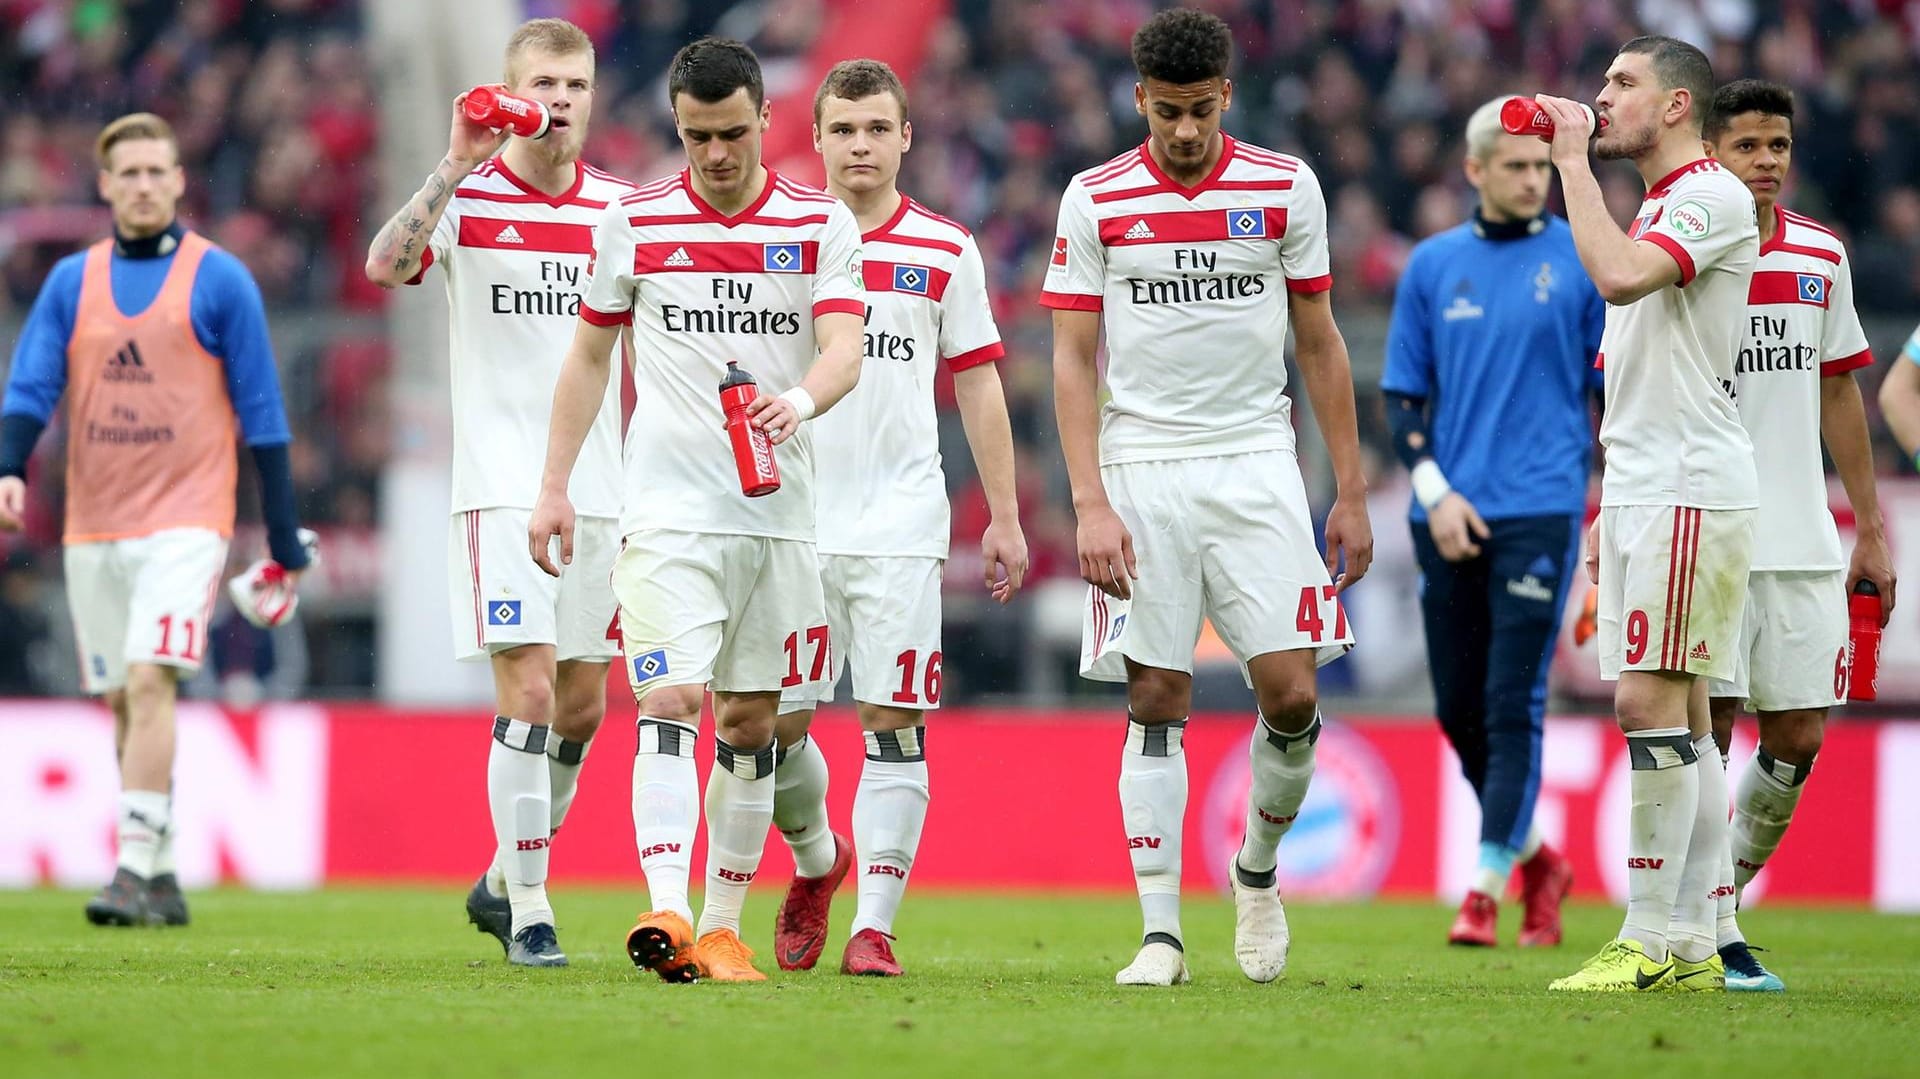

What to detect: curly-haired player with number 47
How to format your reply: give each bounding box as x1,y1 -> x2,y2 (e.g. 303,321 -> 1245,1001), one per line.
1534,35 -> 1759,994
1045,8 -> 1372,988
0,112 -> 313,930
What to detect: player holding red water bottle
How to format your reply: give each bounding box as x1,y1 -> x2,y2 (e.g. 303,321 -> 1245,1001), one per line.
1697,78 -> 1896,992
1532,36 -> 1760,994
530,37 -> 864,983
363,18 -> 634,968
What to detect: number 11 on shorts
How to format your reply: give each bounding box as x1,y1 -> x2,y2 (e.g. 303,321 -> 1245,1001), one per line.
1295,585 -> 1348,643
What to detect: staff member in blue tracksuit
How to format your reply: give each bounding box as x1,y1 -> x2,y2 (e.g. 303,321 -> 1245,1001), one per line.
1382,96 -> 1604,950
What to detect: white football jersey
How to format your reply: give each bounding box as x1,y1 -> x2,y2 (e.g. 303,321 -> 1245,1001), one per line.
1731,205 -> 1871,570
1597,159 -> 1759,510
813,197 -> 1004,559
1040,135 -> 1332,465
581,168 -> 865,540
415,158 -> 631,517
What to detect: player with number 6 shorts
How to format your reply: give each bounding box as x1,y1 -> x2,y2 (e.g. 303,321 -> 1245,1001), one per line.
766,59 -> 1029,978
1699,78 -> 1895,992
364,19 -> 633,969
1534,36 -> 1757,994
530,38 -> 866,984
0,113 -> 314,930
1045,9 -> 1373,988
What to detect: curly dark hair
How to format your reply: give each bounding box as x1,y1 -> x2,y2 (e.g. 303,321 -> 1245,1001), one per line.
667,37 -> 764,109
1704,78 -> 1795,141
1130,8 -> 1232,85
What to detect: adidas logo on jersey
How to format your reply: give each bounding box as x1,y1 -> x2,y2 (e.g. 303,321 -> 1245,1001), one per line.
1689,640 -> 1712,663
103,339 -> 155,383
663,246 -> 695,267
495,224 -> 525,244
1123,219 -> 1156,240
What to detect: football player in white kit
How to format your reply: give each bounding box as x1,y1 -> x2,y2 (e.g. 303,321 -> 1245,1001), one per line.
1044,9 -> 1373,987
1700,79 -> 1896,992
531,37 -> 865,983
1535,37 -> 1759,993
364,18 -> 630,968
766,59 -> 1028,978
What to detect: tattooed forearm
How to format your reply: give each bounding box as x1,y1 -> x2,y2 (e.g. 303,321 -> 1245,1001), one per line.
366,156 -> 467,285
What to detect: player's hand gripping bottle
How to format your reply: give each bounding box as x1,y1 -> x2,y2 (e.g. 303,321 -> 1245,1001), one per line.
1847,580 -> 1883,702
720,361 -> 781,497
463,86 -> 551,139
1500,96 -> 1603,141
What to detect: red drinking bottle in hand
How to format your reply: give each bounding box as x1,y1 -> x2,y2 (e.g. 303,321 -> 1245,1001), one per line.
463,85 -> 551,139
720,362 -> 780,497
1500,96 -> 1601,141
1847,580 -> 1883,702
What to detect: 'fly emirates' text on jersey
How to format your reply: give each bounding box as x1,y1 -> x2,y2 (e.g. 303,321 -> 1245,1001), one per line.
1598,159 -> 1759,510
417,158 -> 632,518
582,168 -> 865,540
814,196 -> 1004,559
1040,134 -> 1332,465
1732,205 -> 1872,570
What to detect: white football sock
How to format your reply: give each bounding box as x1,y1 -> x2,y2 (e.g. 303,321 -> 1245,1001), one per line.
1120,716 -> 1187,948
488,717 -> 554,935
1238,711 -> 1319,877
773,732 -> 837,878
1619,727 -> 1699,962
1519,820 -> 1544,863
1730,746 -> 1809,894
698,738 -> 776,937
1667,734 -> 1727,963
547,734 -> 591,834
115,789 -> 170,879
150,793 -> 177,877
632,717 -> 698,924
852,726 -> 930,937
1715,829 -> 1742,949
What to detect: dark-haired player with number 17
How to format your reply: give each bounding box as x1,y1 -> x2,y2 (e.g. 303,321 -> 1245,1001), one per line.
1534,36 -> 1758,993
768,59 -> 1028,979
1700,78 -> 1895,993
1045,8 -> 1372,988
531,37 -> 864,984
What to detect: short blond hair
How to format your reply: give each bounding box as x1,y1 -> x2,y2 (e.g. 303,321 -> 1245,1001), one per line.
505,18 -> 594,87
95,112 -> 178,169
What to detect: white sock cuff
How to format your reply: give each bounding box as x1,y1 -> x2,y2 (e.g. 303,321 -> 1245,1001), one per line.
1257,710 -> 1323,754
1125,716 -> 1186,757
864,725 -> 927,763
1626,727 -> 1698,769
716,737 -> 777,780
1754,746 -> 1812,788
775,732 -> 812,767
635,717 -> 697,758
492,715 -> 549,755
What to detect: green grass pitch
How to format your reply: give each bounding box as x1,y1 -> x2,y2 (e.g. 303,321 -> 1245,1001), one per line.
2,888 -> 1915,1078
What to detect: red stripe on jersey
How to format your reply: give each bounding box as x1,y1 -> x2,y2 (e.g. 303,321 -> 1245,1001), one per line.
1643,232 -> 1696,286
1780,208 -> 1841,240
944,342 -> 1006,371
1084,149 -> 1144,186
904,201 -> 971,235
632,241 -> 819,274
1681,509 -> 1701,671
457,216 -> 595,254
1764,238 -> 1842,265
1749,270 -> 1830,308
620,178 -> 681,206
868,231 -> 964,257
1593,351 -> 1605,370
1091,178 -> 1296,204
454,187 -> 609,210
579,304 -> 631,327
1286,274 -> 1333,294
812,298 -> 864,319
1039,290 -> 1102,311
1660,507 -> 1684,669
1098,207 -> 1288,245
864,260 -> 952,301
1821,349 -> 1874,377
629,213 -> 832,229
403,248 -> 434,286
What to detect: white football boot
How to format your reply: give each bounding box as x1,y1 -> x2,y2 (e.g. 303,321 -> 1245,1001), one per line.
1229,859 -> 1291,983
1115,939 -> 1190,986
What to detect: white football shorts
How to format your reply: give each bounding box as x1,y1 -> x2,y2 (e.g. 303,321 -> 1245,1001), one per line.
448,508 -> 620,664
1596,504 -> 1753,682
779,554 -> 944,713
1707,568 -> 1848,711
65,526 -> 229,694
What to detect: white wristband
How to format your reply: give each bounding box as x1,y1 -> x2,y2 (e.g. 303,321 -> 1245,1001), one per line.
777,386 -> 817,422
1411,459 -> 1452,511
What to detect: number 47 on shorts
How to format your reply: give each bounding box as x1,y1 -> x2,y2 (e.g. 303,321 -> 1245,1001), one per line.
1295,585 -> 1348,643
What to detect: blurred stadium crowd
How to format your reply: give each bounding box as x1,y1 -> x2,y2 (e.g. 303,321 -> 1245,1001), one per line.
0,0 -> 1915,699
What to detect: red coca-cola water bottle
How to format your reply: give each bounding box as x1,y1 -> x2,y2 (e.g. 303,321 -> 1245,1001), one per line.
1847,580 -> 1883,702
1500,95 -> 1602,141
720,362 -> 780,497
463,85 -> 551,139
